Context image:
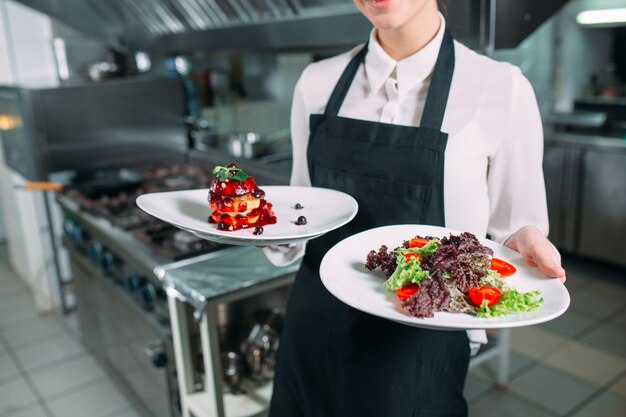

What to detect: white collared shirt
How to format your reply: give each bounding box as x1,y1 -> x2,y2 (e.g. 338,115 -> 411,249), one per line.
272,13 -> 547,254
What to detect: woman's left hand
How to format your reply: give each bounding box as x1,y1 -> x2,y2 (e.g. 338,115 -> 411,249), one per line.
504,225 -> 566,283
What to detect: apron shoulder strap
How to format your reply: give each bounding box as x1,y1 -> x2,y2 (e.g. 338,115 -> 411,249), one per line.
419,29 -> 455,131
324,43 -> 369,116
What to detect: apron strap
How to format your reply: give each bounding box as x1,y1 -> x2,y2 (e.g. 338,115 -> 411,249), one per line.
323,29 -> 455,131
419,29 -> 455,131
324,43 -> 369,116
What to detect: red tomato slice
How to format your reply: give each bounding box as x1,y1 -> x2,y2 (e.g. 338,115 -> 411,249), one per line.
409,238 -> 429,248
396,284 -> 420,300
491,258 -> 517,277
404,253 -> 422,263
468,286 -> 503,307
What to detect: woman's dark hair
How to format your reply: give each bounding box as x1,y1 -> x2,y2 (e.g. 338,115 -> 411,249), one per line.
438,0 -> 448,14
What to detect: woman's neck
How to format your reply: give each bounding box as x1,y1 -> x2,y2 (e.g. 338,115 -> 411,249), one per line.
376,7 -> 441,61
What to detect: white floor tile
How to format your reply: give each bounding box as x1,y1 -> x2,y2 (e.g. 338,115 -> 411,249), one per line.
29,354 -> 105,400
464,375 -> 492,404
571,391 -> 626,417
13,334 -> 84,372
469,352 -> 534,384
542,341 -> 626,388
608,373 -> 626,400
106,408 -> 142,417
0,352 -> 20,383
510,326 -> 570,360
1,316 -> 66,349
540,308 -> 597,339
2,404 -> 48,417
568,287 -> 623,320
509,365 -> 597,415
469,391 -> 555,417
0,377 -> 39,415
579,321 -> 626,359
47,380 -> 130,417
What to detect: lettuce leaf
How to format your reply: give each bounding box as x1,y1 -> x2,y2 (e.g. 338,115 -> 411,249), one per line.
382,253 -> 430,291
476,289 -> 543,318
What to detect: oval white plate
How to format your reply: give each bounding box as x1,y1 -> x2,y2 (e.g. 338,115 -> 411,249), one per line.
320,224 -> 570,330
136,186 -> 358,246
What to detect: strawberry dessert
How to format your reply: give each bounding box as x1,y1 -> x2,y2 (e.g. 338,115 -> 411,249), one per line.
208,164 -> 277,233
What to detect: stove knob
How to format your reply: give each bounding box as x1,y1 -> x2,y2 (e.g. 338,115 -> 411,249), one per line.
138,282 -> 157,311
123,273 -> 143,293
143,340 -> 167,368
88,242 -> 103,265
101,250 -> 115,275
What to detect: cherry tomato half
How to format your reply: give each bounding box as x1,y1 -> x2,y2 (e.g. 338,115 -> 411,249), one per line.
404,253 -> 422,263
468,286 -> 503,307
491,258 -> 517,277
409,238 -> 430,248
396,284 -> 420,300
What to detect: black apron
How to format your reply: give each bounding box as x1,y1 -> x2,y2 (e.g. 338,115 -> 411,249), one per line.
270,30 -> 470,417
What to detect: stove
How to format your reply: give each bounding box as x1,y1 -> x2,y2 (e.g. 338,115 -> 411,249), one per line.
64,164 -> 224,261
59,163 -> 226,417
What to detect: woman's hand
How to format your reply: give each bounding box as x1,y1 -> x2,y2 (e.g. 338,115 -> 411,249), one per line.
504,225 -> 566,283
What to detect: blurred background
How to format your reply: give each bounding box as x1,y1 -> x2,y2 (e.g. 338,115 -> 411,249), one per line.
0,1 -> 624,417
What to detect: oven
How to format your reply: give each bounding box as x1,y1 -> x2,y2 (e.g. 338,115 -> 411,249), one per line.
59,163 -> 294,417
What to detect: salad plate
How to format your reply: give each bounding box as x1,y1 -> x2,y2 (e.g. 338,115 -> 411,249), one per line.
319,224 -> 570,330
137,186 -> 358,246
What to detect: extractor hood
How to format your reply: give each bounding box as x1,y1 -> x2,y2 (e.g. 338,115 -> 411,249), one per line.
15,0 -> 569,54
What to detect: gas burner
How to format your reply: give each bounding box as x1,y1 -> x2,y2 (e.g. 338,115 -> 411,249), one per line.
65,163 -> 222,260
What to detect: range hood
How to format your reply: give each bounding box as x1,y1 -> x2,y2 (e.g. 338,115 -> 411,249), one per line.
16,0 -> 568,54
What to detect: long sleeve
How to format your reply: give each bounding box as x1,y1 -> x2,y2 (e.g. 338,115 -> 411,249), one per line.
262,72 -> 311,266
486,68 -> 549,244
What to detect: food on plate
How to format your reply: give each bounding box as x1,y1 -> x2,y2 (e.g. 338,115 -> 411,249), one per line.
295,215 -> 307,226
294,203 -> 304,210
365,232 -> 542,318
208,164 -> 277,232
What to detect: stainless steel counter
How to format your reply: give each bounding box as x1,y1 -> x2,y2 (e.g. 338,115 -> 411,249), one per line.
155,247 -> 301,319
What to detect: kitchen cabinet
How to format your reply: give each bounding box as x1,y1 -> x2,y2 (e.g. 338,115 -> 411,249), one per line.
543,132 -> 626,267
578,149 -> 626,266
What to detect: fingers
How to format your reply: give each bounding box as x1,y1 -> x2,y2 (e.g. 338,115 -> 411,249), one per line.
506,226 -> 566,282
526,240 -> 566,280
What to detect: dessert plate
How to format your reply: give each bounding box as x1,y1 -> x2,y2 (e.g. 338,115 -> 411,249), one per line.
320,224 -> 570,330
137,186 -> 358,246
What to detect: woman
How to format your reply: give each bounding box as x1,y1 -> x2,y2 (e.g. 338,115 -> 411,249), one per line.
265,0 -> 566,415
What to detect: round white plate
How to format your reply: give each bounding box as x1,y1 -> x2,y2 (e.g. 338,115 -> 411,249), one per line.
320,224 -> 570,330
136,186 -> 358,246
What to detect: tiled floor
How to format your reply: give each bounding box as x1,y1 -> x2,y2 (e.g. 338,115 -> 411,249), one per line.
0,243 -> 625,417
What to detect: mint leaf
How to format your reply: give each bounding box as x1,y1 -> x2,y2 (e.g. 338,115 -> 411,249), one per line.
211,165 -> 249,182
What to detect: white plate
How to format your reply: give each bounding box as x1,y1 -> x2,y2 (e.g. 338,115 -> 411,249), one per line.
320,224 -> 570,330
136,186 -> 358,246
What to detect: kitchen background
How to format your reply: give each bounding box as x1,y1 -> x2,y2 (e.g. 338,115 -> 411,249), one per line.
0,0 -> 625,417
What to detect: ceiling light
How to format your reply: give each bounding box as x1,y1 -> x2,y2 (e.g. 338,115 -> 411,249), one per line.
576,8 -> 626,26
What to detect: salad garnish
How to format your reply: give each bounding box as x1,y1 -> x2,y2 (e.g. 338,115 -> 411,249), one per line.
365,232 -> 542,318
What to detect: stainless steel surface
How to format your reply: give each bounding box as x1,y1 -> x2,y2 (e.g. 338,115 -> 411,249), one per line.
577,149 -> 626,266
68,246 -> 175,417
0,77 -> 187,181
544,131 -> 626,267
155,246 -> 300,319
15,0 -> 566,54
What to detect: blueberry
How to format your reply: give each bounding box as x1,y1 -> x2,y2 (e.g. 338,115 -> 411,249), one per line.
217,222 -> 228,230
295,216 -> 307,226
294,203 -> 304,209
208,216 -> 216,223
253,226 -> 264,235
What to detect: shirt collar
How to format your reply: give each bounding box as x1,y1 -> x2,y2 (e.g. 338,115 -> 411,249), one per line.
364,12 -> 446,96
